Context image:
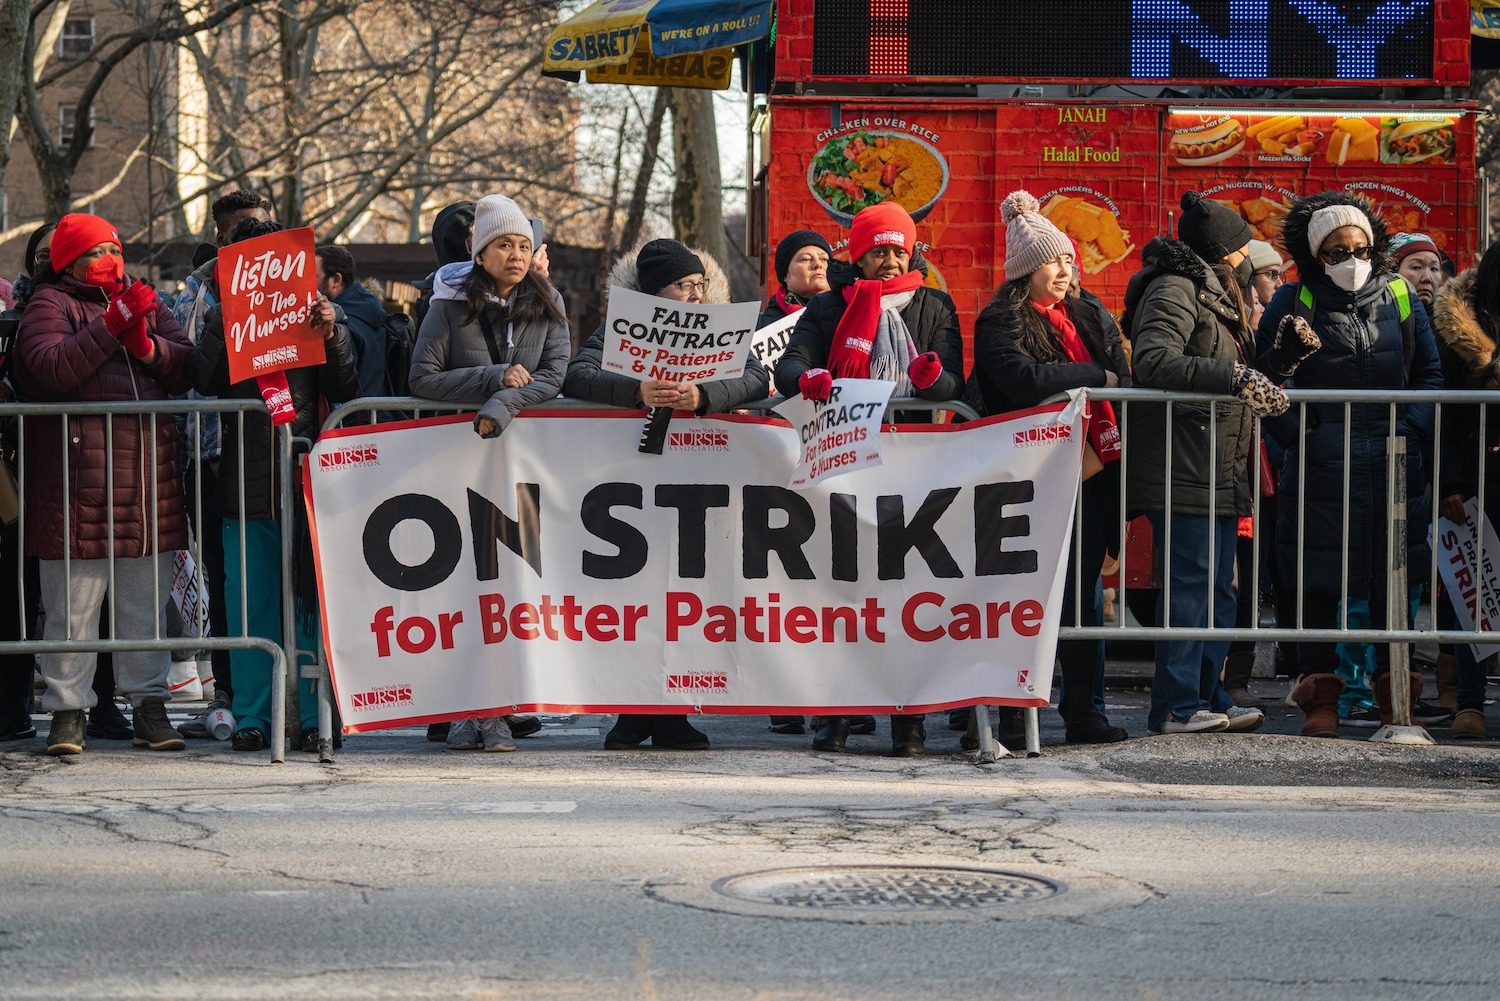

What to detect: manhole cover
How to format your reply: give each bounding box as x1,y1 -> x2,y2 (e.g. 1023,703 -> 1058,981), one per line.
711,865 -> 1061,913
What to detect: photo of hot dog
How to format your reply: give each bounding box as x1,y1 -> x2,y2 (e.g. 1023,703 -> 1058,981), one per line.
1169,118 -> 1245,166
1381,119 -> 1456,165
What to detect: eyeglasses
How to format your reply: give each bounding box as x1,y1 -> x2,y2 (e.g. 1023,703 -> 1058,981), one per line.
1256,268 -> 1283,282
1319,246 -> 1373,265
669,279 -> 708,294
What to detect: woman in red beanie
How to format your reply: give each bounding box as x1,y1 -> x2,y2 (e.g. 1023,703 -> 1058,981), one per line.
13,212 -> 195,756
773,200 -> 964,757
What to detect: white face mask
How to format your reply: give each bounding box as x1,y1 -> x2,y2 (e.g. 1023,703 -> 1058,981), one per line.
1326,256 -> 1372,293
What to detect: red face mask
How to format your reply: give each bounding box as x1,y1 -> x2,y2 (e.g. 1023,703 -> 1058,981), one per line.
82,253 -> 125,294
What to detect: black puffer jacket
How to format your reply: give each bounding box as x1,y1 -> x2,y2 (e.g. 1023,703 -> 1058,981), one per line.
773,256 -> 963,412
1121,237 -> 1254,517
972,286 -> 1129,415
1431,265 -> 1500,513
191,304 -> 359,519
1254,191 -> 1442,596
563,243 -> 769,411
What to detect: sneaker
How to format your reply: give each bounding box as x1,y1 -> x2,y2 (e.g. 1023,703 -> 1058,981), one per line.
506,715 -> 542,738
1339,705 -> 1381,728
1222,705 -> 1265,732
297,728 -> 343,753
46,709 -> 86,756
478,716 -> 515,752
177,699 -> 227,740
0,715 -> 37,741
131,698 -> 186,751
1414,701 -> 1455,726
446,718 -> 480,750
231,727 -> 267,752
1150,710 -> 1230,735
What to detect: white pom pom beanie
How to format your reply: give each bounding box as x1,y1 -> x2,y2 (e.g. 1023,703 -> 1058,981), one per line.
1001,190 -> 1075,282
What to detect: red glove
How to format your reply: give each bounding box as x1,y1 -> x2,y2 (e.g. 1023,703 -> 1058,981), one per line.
257,372 -> 296,426
118,319 -> 153,360
908,351 -> 943,390
103,282 -> 157,338
798,368 -> 833,402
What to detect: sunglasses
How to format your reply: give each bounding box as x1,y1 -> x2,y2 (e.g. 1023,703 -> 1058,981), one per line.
1255,268 -> 1284,282
1319,246 -> 1373,265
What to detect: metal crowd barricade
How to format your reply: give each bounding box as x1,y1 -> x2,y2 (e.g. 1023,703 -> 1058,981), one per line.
2,399 -> 296,762
1058,386 -> 1500,743
315,395 -> 1036,762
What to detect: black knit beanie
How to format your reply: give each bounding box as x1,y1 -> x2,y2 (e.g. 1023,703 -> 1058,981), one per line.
774,230 -> 833,284
1178,191 -> 1253,263
637,239 -> 704,295
431,201 -> 476,266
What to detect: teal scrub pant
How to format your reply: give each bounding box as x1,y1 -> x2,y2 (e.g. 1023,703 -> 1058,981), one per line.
222,518 -> 321,736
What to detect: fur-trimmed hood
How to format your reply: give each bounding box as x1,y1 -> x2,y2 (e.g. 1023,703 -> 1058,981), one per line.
1432,265 -> 1500,387
1122,236 -> 1238,334
1282,190 -> 1391,282
606,240 -> 731,304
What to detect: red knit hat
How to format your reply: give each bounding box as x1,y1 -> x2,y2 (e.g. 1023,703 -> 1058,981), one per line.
848,201 -> 916,262
50,213 -> 121,272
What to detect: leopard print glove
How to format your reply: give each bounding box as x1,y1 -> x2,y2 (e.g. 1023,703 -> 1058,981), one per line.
1272,314 -> 1322,370
1234,362 -> 1290,418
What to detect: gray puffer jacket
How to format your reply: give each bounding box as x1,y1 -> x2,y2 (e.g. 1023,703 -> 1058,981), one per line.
1121,236 -> 1254,517
409,277 -> 571,435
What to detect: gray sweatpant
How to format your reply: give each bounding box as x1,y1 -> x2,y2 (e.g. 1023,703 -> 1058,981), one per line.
38,554 -> 173,711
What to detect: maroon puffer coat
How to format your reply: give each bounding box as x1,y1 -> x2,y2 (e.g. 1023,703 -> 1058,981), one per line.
14,274 -> 194,561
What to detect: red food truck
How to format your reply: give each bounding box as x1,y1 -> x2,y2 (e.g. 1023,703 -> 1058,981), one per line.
759,0 -> 1478,610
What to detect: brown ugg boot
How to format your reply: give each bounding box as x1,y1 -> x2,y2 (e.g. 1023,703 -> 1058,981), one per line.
1291,673 -> 1345,738
1452,708 -> 1488,740
1373,669 -> 1425,726
1436,652 -> 1458,712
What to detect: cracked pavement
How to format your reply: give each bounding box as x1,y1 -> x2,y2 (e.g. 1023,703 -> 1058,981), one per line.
3,695 -> 1500,1000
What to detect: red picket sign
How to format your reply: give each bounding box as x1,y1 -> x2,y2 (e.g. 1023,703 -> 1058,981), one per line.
217,226 -> 326,385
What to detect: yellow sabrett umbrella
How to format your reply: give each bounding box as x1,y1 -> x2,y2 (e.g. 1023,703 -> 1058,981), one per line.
543,0 -> 772,90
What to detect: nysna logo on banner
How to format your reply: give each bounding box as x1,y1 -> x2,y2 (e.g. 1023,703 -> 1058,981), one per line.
319,443 -> 381,470
668,429 -> 730,452
350,683 -> 414,711
666,671 -> 729,693
1014,424 -> 1072,447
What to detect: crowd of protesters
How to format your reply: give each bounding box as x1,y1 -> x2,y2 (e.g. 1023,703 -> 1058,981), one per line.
0,179 -> 1495,759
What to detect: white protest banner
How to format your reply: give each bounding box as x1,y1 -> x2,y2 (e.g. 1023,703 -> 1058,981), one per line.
750,310 -> 800,374
170,549 -> 209,638
601,287 -> 759,383
305,404 -> 1083,733
1436,497 -> 1500,663
774,379 -> 895,489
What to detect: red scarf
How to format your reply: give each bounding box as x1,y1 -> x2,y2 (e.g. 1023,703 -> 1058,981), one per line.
828,271 -> 924,380
1033,300 -> 1120,463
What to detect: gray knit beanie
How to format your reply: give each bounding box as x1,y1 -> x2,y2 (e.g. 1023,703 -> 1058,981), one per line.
1001,190 -> 1075,282
471,194 -> 532,262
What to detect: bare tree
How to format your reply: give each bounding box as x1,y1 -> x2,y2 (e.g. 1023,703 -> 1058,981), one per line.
0,0 -> 28,204
668,87 -> 725,265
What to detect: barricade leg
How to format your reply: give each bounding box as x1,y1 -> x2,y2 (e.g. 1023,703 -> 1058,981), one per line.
1024,706 -> 1040,756
1371,433 -> 1433,745
316,647 -> 335,764
970,703 -> 1007,762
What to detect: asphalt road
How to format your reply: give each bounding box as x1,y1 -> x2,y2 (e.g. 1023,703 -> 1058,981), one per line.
3,684 -> 1499,1001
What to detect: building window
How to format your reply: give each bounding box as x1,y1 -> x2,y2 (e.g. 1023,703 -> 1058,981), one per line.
58,106 -> 95,149
58,18 -> 94,60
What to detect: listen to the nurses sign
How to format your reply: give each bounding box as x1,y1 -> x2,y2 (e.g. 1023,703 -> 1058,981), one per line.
305,405 -> 1085,732
218,226 -> 326,385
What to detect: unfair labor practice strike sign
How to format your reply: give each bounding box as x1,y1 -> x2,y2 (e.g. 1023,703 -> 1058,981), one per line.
218,226 -> 325,385
775,378 -> 894,489
305,404 -> 1085,732
601,287 -> 759,382
1436,498 -> 1500,663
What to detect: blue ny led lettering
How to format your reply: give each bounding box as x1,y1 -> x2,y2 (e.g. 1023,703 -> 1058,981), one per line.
1131,0 -> 1432,78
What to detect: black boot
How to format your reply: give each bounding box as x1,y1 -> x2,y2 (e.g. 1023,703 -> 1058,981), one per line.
768,715 -> 805,734
812,715 -> 850,752
848,715 -> 877,735
1060,662 -> 1127,744
996,708 -> 1027,752
604,713 -> 654,749
1223,649 -> 1261,708
87,698 -> 134,740
426,722 -> 451,742
890,714 -> 926,756
652,714 -> 709,750
506,715 -> 542,738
